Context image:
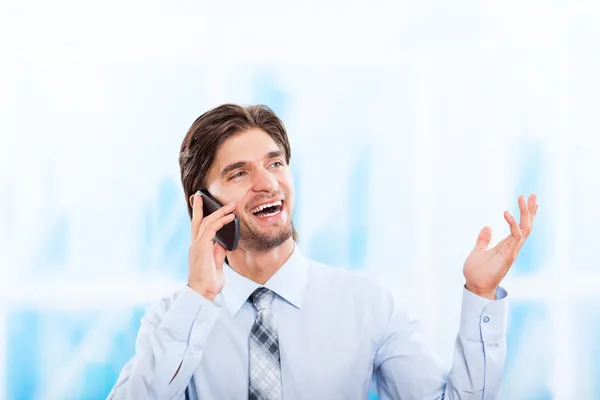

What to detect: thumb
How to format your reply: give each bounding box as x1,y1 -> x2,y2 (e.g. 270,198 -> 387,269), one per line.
213,242 -> 228,269
474,226 -> 492,251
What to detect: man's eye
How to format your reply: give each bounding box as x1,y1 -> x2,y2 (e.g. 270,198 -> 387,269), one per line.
270,161 -> 283,168
231,171 -> 246,179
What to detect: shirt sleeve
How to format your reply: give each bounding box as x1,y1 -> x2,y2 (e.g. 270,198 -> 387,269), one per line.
107,286 -> 221,400
373,286 -> 507,400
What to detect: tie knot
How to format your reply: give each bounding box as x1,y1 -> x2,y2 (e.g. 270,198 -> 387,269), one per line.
249,287 -> 274,311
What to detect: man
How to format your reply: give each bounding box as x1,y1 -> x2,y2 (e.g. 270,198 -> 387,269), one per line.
108,104 -> 538,399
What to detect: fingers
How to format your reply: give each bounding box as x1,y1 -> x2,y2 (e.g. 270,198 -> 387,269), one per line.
504,210 -> 523,243
204,212 -> 236,241
518,195 -> 532,238
190,192 -> 204,239
196,202 -> 236,243
486,195 -> 538,271
205,201 -> 237,225
527,193 -> 537,217
528,193 -> 539,229
474,226 -> 493,251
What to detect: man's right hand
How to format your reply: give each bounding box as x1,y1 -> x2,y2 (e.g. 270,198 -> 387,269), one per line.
187,191 -> 236,301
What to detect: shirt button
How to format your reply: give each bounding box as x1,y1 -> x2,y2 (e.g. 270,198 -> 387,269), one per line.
483,316 -> 490,323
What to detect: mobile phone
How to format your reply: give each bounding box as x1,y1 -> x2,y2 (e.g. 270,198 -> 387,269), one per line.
198,189 -> 240,251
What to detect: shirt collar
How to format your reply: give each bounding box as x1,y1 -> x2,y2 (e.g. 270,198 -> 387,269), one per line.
220,243 -> 307,316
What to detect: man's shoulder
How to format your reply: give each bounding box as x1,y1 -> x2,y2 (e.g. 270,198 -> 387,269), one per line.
304,258 -> 392,302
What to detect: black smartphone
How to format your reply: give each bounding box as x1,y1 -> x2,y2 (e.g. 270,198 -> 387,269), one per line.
198,189 -> 240,251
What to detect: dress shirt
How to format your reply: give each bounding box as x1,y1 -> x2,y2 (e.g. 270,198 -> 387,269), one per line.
108,243 -> 507,399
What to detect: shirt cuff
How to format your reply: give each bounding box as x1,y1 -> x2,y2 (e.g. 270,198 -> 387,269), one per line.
159,285 -> 222,345
458,286 -> 507,344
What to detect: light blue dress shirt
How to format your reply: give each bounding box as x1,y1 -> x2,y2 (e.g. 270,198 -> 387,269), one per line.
108,243 -> 507,399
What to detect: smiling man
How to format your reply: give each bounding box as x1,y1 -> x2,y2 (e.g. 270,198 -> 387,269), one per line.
108,104 -> 538,400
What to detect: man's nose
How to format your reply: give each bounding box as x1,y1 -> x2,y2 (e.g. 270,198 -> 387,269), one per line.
252,167 -> 279,192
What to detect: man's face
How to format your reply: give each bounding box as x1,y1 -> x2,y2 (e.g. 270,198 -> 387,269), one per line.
205,128 -> 295,251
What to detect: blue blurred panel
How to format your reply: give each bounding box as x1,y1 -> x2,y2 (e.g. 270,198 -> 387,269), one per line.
592,309 -> 600,397
309,229 -> 348,267
307,148 -> 371,269
503,301 -> 553,399
347,149 -> 371,270
252,72 -> 288,118
574,301 -> 600,398
7,310 -> 39,399
512,138 -> 546,276
157,177 -> 180,227
595,317 -> 600,399
81,308 -> 146,399
140,177 -> 190,279
81,363 -> 118,399
6,307 -> 145,399
35,214 -> 69,274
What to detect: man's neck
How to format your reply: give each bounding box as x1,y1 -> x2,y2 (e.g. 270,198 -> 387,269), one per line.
226,238 -> 295,285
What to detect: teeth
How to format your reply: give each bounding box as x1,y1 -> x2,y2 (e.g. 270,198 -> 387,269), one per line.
251,200 -> 282,214
257,208 -> 281,218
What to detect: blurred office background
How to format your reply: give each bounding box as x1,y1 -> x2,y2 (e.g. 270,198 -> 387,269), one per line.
2,0 -> 600,399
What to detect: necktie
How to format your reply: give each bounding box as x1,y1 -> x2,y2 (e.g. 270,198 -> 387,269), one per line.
248,287 -> 282,400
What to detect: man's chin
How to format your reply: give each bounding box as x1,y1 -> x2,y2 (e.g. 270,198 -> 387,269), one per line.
239,225 -> 293,252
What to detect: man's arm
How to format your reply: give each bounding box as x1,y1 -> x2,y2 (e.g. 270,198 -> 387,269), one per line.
107,286 -> 221,400
108,191 -> 236,399
373,194 -> 535,399
373,287 -> 507,400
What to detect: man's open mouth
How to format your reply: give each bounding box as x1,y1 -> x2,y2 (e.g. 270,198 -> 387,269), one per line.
250,200 -> 284,218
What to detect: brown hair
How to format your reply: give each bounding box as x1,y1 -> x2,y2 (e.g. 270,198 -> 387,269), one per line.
179,103 -> 297,240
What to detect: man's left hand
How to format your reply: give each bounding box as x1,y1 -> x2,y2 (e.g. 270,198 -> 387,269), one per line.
463,193 -> 539,300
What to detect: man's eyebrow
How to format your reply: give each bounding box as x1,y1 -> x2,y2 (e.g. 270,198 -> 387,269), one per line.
266,150 -> 284,159
220,161 -> 247,177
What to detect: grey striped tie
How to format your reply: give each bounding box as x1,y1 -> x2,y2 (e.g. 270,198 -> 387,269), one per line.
248,287 -> 282,400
